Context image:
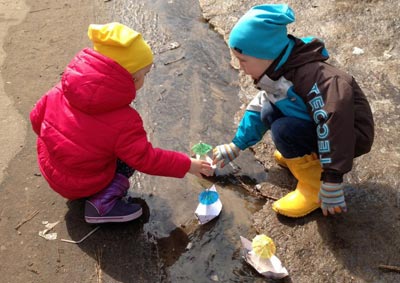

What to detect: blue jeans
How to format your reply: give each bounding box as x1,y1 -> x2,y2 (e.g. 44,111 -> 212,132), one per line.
261,101 -> 317,159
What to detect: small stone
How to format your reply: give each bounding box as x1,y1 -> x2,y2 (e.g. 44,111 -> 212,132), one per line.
210,274 -> 219,281
352,47 -> 364,55
185,242 -> 193,250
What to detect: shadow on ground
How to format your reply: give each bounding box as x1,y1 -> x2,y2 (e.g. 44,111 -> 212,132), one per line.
64,196 -> 192,282
253,180 -> 400,282
316,182 -> 400,282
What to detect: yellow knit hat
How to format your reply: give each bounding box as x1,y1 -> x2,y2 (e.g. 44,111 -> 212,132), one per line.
88,22 -> 153,74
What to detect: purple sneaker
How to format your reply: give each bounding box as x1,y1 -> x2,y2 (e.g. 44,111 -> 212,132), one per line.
84,173 -> 142,224
85,199 -> 143,224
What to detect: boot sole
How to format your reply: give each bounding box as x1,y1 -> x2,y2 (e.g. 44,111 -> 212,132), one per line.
85,208 -> 143,224
272,205 -> 319,218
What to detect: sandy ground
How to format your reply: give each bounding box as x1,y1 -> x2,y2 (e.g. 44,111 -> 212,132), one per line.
0,1 -> 27,186
0,1 -> 114,282
199,0 -> 400,282
0,0 -> 399,282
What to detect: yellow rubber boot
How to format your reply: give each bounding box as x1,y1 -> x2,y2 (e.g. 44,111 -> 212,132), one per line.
273,150 -> 288,168
272,153 -> 322,217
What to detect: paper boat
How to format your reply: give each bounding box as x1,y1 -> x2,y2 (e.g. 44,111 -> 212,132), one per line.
195,185 -> 222,224
240,236 -> 289,279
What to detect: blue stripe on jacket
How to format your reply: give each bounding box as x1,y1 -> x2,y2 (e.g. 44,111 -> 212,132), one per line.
232,110 -> 268,150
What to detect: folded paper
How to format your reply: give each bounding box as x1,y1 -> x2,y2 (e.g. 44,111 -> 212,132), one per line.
195,185 -> 222,224
240,236 -> 288,279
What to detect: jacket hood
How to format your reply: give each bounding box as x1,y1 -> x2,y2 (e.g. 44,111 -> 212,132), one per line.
266,35 -> 329,79
62,48 -> 136,114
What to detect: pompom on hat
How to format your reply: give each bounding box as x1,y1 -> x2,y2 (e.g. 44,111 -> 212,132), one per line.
88,22 -> 153,73
228,4 -> 295,60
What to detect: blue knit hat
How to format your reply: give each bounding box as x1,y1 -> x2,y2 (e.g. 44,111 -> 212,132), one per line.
229,4 -> 295,60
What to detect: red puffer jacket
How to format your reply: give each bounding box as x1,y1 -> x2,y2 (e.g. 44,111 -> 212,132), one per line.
30,48 -> 191,199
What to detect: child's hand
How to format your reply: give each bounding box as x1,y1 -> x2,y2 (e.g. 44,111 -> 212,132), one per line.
189,158 -> 213,178
318,182 -> 347,216
212,142 -> 240,168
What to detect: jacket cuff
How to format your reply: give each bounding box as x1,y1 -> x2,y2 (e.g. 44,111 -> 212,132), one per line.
321,170 -> 344,183
231,138 -> 247,151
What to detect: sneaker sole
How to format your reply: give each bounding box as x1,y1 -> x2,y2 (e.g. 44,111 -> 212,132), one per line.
85,207 -> 143,224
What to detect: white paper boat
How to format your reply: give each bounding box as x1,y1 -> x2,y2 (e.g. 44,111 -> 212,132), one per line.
195,184 -> 222,224
240,236 -> 289,279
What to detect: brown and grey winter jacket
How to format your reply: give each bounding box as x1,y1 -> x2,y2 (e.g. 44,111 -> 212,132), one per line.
232,36 -> 374,183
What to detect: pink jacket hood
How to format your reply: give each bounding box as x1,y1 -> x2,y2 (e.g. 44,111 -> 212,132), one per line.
63,48 -> 136,114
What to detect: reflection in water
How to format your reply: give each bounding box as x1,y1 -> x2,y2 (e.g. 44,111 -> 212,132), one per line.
110,0 -> 268,281
156,227 -> 189,267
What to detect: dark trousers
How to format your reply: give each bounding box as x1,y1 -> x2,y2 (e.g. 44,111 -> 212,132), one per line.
261,101 -> 318,159
116,159 -> 135,178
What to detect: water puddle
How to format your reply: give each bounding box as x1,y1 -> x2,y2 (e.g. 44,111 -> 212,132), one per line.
110,0 -> 268,281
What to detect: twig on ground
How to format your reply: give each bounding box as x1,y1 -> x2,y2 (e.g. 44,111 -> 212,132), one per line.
163,56 -> 185,65
157,88 -> 167,101
95,247 -> 103,283
237,178 -> 278,200
61,226 -> 100,244
237,178 -> 252,191
15,209 -> 40,230
158,42 -> 181,54
378,264 -> 400,273
262,194 -> 279,201
29,8 -> 51,13
211,91 -> 225,101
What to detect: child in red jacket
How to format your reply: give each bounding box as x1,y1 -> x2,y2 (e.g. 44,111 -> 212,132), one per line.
30,22 -> 212,224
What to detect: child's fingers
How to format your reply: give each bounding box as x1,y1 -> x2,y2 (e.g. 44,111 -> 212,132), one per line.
334,206 -> 342,213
